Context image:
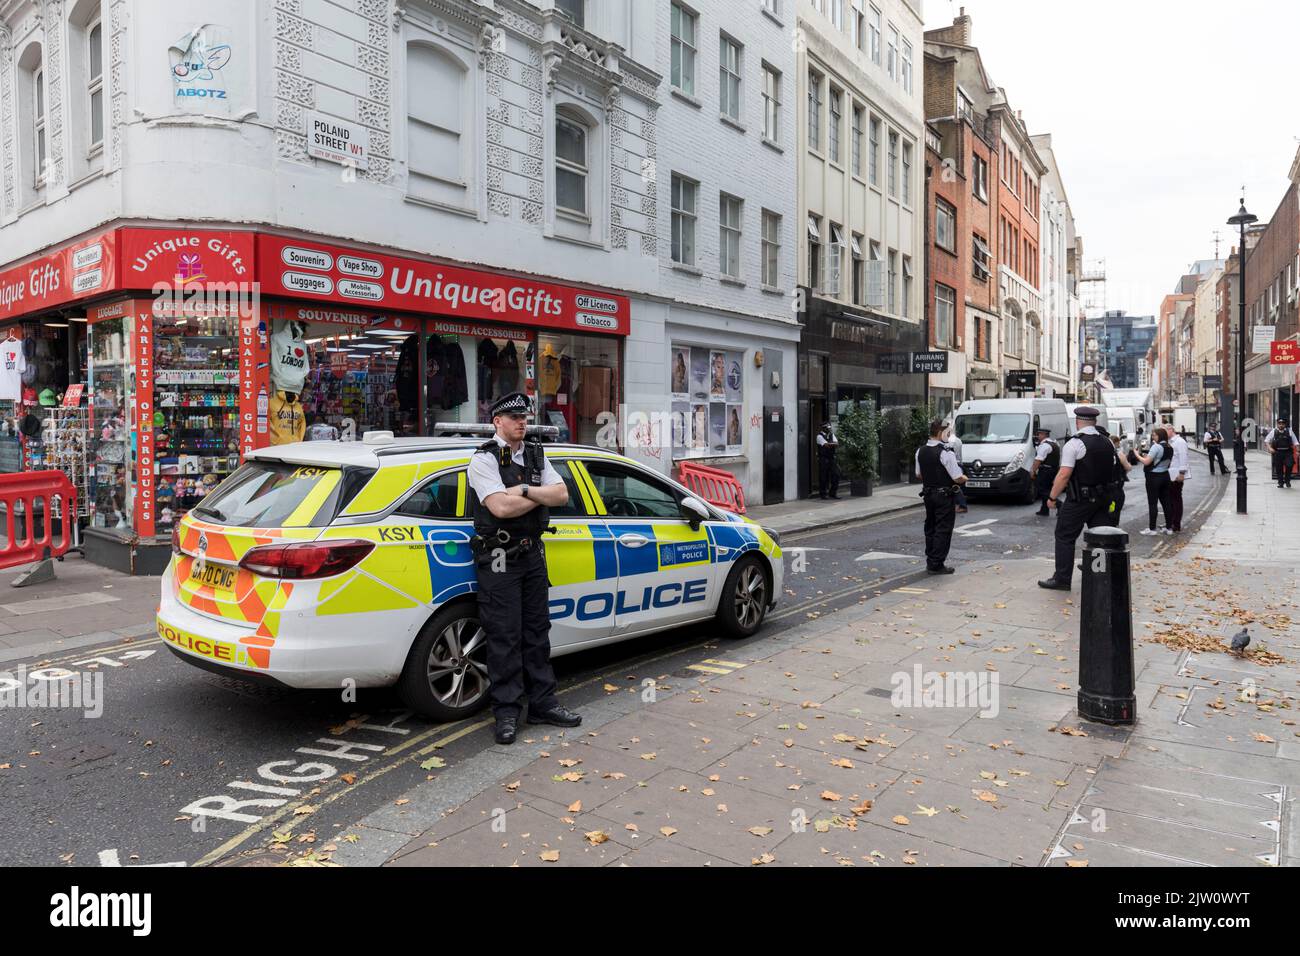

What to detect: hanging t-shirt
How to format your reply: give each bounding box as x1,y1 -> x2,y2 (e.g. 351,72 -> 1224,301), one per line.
440,340 -> 468,409
539,347 -> 562,396
270,322 -> 309,395
268,391 -> 306,445
496,341 -> 520,393
0,339 -> 27,401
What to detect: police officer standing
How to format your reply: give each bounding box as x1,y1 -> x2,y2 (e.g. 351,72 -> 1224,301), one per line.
915,419 -> 967,574
1264,417 -> 1298,488
816,422 -> 840,499
467,392 -> 581,744
1203,421 -> 1229,476
1030,426 -> 1060,517
1038,407 -> 1121,591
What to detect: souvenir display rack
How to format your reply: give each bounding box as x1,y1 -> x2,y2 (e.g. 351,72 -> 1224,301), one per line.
31,406 -> 91,517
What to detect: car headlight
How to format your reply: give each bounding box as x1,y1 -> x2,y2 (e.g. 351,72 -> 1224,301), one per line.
762,526 -> 781,548
1003,450 -> 1025,475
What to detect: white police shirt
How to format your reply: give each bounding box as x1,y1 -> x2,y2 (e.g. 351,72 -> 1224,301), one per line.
1264,427 -> 1298,447
914,439 -> 963,480
1034,439 -> 1056,462
467,434 -> 563,501
816,429 -> 836,447
1060,426 -> 1101,469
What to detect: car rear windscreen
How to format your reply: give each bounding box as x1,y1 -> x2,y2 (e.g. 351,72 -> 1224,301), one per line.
193,462 -> 345,528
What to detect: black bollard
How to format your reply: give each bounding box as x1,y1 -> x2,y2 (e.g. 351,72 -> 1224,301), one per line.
1236,464 -> 1248,515
1077,525 -> 1135,725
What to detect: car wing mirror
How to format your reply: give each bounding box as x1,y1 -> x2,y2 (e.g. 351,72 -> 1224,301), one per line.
679,496 -> 710,530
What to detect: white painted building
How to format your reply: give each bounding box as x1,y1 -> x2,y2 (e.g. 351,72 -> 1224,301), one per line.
794,0 -> 929,489
0,0 -> 806,508
1030,132 -> 1076,398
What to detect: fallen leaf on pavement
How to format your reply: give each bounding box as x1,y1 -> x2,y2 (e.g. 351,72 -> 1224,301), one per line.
914,805 -> 939,817
892,815 -> 910,825
659,827 -> 678,837
821,790 -> 842,801
539,850 -> 560,862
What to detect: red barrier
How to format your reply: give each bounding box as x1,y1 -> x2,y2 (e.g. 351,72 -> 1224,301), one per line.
0,470 -> 77,571
677,461 -> 746,515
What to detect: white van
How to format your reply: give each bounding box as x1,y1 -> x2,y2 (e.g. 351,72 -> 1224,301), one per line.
1066,403 -> 1109,437
951,397 -> 1071,502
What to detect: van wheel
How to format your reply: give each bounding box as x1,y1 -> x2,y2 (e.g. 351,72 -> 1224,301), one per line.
716,555 -> 770,638
397,603 -> 491,722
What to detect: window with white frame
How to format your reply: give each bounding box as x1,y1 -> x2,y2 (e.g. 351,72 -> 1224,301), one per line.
719,193 -> 742,278
761,210 -> 781,287
887,129 -> 898,197
851,233 -> 864,304
762,64 -> 780,141
828,86 -> 841,164
555,112 -> 588,216
826,223 -> 844,295
829,0 -> 843,30
935,197 -> 956,252
763,0 -> 779,14
671,3 -> 697,96
406,43 -> 469,207
972,153 -> 988,201
868,115 -> 880,185
34,66 -> 47,185
957,89 -> 974,124
808,215 -> 822,290
719,35 -> 741,121
868,5 -> 882,65
972,233 -> 991,281
902,40 -> 913,94
887,25 -> 898,80
851,105 -> 863,176
807,69 -> 821,150
87,19 -> 104,150
555,0 -> 585,27
902,256 -> 913,318
887,249 -> 897,314
935,283 -> 956,347
901,140 -> 912,204
671,174 -> 698,266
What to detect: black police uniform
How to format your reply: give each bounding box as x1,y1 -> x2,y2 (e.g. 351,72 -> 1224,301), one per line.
917,442 -> 960,571
1034,437 -> 1060,514
1204,429 -> 1228,475
817,426 -> 840,499
1041,429 -> 1119,588
1269,425 -> 1295,488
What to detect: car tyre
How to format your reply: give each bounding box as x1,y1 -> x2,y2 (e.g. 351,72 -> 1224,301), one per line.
398,602 -> 491,721
716,554 -> 770,638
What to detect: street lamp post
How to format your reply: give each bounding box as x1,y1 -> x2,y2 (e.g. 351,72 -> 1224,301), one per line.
1202,357 -> 1208,444
1228,199 -> 1257,515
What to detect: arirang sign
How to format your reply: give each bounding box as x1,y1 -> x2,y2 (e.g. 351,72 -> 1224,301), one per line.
910,351 -> 949,374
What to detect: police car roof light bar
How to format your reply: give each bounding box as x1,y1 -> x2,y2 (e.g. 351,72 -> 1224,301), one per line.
431,422 -> 561,442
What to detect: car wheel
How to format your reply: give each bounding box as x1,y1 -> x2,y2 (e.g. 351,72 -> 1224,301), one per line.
397,603 -> 491,721
716,555 -> 770,638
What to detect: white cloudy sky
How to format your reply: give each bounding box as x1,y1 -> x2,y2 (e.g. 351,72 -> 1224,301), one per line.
923,0 -> 1298,316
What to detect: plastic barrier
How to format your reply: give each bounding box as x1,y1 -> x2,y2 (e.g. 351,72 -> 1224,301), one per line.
677,460 -> 746,515
0,470 -> 77,572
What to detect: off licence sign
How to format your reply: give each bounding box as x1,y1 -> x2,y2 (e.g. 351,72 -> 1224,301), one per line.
1271,340 -> 1298,364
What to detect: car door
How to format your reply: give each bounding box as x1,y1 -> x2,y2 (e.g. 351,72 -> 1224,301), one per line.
538,459 -> 619,650
576,458 -> 716,635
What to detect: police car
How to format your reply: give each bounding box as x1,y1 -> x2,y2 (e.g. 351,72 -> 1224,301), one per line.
157,431 -> 783,720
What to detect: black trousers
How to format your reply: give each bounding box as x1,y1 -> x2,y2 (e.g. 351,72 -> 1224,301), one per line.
1035,467 -> 1056,510
1168,478 -> 1184,531
818,452 -> 839,497
1110,488 -> 1126,523
1273,449 -> 1293,486
1053,494 -> 1114,583
1145,472 -> 1172,530
1207,445 -> 1228,474
476,543 -> 559,718
923,488 -> 956,569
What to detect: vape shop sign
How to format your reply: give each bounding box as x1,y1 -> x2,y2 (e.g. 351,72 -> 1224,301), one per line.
306,112 -> 370,171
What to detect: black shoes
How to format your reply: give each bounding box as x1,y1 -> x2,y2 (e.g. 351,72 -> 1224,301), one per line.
1035,508 -> 1049,517
1037,578 -> 1071,591
927,565 -> 955,575
494,713 -> 518,745
527,704 -> 583,728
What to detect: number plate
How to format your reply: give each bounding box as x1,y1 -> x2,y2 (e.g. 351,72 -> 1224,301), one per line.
190,563 -> 236,589
965,481 -> 992,489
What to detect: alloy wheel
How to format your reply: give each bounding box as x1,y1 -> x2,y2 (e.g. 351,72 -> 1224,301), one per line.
425,617 -> 489,709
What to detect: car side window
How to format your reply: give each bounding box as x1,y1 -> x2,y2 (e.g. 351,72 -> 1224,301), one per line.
583,461 -> 683,519
547,461 -> 592,518
396,471 -> 464,519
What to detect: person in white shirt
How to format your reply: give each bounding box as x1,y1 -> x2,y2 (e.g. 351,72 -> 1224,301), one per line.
944,422 -> 968,513
1167,428 -> 1190,532
1038,407 -> 1121,591
1264,418 -> 1298,488
1203,422 -> 1229,476
816,422 -> 840,499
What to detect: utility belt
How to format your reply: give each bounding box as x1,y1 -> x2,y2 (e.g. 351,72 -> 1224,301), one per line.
920,485 -> 959,498
470,527 -> 555,565
1070,481 -> 1118,503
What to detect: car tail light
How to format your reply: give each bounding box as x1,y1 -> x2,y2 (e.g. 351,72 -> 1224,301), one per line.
239,540 -> 374,579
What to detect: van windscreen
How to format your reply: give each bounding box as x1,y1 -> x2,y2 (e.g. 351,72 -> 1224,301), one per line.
954,414 -> 1030,444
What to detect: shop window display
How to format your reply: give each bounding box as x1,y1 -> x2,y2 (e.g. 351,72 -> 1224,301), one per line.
153,311 -> 240,534
0,320 -> 85,474
536,332 -> 618,445
88,316 -> 131,529
295,320 -> 418,440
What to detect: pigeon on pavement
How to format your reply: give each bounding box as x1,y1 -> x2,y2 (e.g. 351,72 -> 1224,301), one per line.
1229,628 -> 1250,656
